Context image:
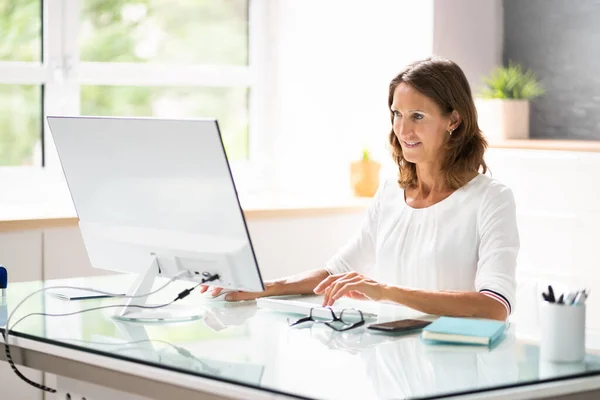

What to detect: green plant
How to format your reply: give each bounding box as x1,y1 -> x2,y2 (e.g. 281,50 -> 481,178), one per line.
479,61 -> 545,100
362,148 -> 371,161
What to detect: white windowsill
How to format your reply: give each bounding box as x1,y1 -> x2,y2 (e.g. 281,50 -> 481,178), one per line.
0,195 -> 372,232
0,167 -> 372,232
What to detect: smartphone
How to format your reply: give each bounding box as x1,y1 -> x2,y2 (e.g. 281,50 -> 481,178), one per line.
367,319 -> 431,333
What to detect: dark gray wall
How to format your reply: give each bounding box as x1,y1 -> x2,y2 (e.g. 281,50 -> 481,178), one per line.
503,0 -> 600,140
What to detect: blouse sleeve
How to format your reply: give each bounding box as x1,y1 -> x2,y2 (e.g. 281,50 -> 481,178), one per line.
475,182 -> 520,316
324,180 -> 387,276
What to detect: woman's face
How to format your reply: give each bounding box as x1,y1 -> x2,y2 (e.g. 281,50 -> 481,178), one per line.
391,82 -> 457,166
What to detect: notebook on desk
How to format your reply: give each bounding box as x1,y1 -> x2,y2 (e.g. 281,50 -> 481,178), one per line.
421,317 -> 506,346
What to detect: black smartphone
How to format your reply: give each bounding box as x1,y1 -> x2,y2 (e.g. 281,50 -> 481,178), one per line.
367,319 -> 431,333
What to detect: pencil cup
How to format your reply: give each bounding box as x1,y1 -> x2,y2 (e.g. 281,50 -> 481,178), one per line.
540,302 -> 585,363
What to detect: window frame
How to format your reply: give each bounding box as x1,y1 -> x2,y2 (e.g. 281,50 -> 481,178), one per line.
0,0 -> 269,203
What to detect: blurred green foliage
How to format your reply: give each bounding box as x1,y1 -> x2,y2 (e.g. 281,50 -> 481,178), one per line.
479,61 -> 545,100
0,0 -> 249,166
0,0 -> 42,166
80,0 -> 248,65
0,0 -> 40,62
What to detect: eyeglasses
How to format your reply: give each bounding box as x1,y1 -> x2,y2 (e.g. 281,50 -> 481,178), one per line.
288,307 -> 365,332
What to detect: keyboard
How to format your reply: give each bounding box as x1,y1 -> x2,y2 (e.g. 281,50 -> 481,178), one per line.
256,295 -> 379,321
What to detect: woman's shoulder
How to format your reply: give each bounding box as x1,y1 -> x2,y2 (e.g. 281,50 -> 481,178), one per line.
375,177 -> 402,195
469,173 -> 516,212
372,177 -> 405,208
467,173 -> 514,197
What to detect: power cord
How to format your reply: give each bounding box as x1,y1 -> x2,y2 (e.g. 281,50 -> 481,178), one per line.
1,272 -> 219,393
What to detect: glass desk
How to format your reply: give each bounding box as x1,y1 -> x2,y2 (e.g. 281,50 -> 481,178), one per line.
2,276 -> 600,400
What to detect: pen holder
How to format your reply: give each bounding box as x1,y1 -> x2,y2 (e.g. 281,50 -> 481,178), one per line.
540,302 -> 585,363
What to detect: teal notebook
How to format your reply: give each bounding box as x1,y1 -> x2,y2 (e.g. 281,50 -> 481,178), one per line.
420,317 -> 506,346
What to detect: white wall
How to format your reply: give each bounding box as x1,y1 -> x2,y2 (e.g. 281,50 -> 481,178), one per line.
266,0 -> 434,195
266,0 -> 504,197
485,148 -> 600,337
247,213 -> 364,280
433,0 -> 503,92
0,231 -> 42,282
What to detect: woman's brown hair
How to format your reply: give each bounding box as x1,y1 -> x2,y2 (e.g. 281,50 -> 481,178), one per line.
388,56 -> 488,190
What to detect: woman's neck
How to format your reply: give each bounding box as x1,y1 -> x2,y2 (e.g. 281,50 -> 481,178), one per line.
414,164 -> 449,197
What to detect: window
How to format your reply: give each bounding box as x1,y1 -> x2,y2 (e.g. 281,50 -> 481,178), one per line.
80,1 -> 248,65
0,0 -> 43,166
0,0 -> 42,62
0,0 -> 255,169
0,84 -> 43,166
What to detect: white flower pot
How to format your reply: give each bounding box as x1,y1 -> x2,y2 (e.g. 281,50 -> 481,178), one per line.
475,98 -> 530,140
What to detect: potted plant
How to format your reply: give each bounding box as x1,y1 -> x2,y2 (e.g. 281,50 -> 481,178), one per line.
350,148 -> 381,197
475,61 -> 545,140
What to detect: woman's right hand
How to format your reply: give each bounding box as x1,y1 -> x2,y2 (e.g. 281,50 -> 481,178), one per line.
199,282 -> 279,302
200,269 -> 329,302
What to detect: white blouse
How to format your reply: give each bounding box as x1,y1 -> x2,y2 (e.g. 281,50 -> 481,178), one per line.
325,173 -> 519,315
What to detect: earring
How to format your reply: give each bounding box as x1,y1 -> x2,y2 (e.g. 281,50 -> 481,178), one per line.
448,129 -> 453,136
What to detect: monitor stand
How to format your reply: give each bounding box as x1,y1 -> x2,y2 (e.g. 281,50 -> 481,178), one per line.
113,258 -> 205,323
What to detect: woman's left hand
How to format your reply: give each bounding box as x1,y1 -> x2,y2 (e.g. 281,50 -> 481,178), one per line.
313,272 -> 387,307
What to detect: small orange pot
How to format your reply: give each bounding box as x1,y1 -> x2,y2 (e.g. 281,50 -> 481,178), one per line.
350,159 -> 381,197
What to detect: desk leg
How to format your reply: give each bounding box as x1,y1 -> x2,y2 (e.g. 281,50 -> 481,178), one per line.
55,376 -> 152,400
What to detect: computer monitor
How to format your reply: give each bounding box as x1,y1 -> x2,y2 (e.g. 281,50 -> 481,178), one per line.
47,116 -> 265,322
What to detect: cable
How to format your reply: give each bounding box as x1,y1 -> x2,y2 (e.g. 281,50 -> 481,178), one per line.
50,269 -> 191,299
2,273 -> 219,393
4,269 -> 191,344
3,302 -> 175,393
1,268 -> 192,393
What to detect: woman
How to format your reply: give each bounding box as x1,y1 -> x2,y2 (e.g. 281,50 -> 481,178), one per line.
201,57 -> 519,321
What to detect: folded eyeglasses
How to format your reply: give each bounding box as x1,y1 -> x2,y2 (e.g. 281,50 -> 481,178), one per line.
288,307 -> 365,332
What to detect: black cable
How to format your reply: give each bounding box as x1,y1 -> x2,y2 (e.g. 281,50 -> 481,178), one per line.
3,301 -> 175,394
2,273 -> 219,393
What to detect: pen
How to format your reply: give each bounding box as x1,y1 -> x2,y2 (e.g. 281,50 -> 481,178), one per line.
572,291 -> 583,305
547,285 -> 556,303
575,291 -> 588,306
565,291 -> 578,305
542,292 -> 549,302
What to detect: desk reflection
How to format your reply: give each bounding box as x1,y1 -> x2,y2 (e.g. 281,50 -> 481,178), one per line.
60,317 -> 266,387
201,301 -> 258,331
309,324 -> 518,399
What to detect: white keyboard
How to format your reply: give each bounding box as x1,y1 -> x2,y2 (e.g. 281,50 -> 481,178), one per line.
256,296 -> 379,321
